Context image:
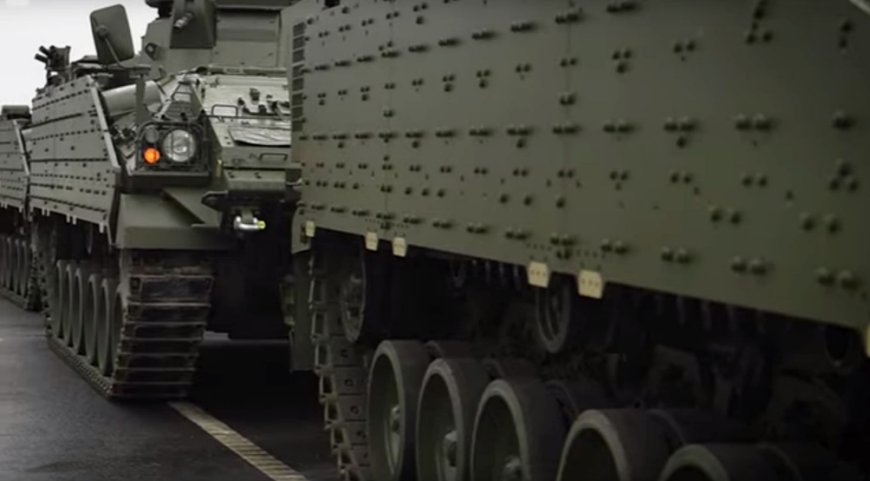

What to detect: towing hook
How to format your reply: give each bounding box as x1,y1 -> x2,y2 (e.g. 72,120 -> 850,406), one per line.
233,215 -> 266,233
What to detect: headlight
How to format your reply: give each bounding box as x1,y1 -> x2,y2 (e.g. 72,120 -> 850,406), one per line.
161,129 -> 197,163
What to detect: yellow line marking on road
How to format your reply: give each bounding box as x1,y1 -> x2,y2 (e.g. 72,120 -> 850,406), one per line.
170,402 -> 309,481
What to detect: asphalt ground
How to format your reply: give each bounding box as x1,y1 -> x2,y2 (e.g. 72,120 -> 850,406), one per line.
0,298 -> 337,481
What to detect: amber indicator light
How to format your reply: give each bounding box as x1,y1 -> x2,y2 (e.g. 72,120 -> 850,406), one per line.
143,147 -> 161,165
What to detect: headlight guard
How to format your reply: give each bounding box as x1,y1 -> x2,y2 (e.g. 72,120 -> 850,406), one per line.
135,121 -> 208,173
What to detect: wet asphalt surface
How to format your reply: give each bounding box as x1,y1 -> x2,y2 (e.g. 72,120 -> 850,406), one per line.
0,298 -> 337,481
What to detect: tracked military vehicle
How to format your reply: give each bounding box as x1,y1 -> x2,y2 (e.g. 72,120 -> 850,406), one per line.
0,105 -> 39,309
0,0 -> 297,399
285,1 -> 870,480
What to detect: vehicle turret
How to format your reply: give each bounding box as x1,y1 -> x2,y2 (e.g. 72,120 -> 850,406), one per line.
139,0 -> 298,75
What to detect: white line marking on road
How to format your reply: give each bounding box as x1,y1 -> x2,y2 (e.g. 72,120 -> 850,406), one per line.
170,402 -> 310,481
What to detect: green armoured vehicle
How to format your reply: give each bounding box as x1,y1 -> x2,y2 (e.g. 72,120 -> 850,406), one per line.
284,0 -> 870,480
0,105 -> 39,309
0,0 -> 297,399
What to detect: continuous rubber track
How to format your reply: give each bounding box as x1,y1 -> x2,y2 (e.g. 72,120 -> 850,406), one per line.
310,248 -> 372,481
0,233 -> 40,311
44,249 -> 214,400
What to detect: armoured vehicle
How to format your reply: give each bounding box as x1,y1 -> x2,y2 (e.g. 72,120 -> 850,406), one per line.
0,0 -> 296,399
286,0 -> 870,480
0,105 -> 39,309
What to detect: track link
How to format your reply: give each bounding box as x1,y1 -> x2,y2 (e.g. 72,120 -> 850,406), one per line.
45,249 -> 213,400
310,247 -> 373,481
